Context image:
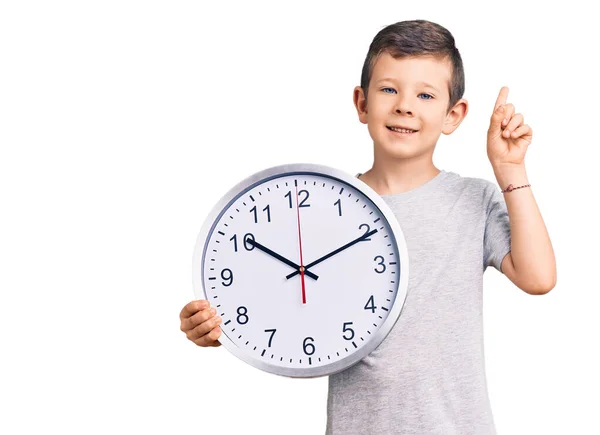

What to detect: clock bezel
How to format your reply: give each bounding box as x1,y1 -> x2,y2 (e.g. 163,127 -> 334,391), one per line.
192,163 -> 409,378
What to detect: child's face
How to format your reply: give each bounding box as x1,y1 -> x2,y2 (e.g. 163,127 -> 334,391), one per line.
354,52 -> 467,161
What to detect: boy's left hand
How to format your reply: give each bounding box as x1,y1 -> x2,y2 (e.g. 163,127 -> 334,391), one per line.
487,86 -> 533,167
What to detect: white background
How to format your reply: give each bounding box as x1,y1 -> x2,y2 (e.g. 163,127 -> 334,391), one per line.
1,1 -> 598,434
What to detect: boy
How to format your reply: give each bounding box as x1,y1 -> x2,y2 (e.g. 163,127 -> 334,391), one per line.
180,19 -> 556,434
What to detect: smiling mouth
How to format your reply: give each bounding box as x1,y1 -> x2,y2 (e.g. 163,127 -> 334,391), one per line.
387,126 -> 418,134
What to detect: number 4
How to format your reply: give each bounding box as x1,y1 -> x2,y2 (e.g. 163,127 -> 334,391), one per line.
364,295 -> 376,313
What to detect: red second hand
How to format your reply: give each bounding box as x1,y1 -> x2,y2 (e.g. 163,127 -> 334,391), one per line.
295,184 -> 307,304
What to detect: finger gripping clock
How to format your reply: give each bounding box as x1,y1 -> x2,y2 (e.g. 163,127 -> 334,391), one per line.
192,163 -> 409,378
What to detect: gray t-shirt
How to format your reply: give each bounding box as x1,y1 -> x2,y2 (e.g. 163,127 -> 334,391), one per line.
325,169 -> 511,435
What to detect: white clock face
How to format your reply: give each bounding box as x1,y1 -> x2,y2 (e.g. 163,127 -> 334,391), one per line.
192,164 -> 409,378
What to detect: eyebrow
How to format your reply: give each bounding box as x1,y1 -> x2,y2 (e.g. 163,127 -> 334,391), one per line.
375,79 -> 441,92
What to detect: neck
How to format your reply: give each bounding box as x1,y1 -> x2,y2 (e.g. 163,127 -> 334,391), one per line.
359,151 -> 441,196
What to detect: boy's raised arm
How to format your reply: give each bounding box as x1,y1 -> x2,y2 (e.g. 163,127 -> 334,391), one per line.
486,87 -> 557,295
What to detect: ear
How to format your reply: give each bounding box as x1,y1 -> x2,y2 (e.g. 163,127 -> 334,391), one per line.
442,98 -> 469,135
353,86 -> 368,124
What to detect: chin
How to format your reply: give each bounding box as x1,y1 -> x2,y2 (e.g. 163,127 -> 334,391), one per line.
375,141 -> 428,160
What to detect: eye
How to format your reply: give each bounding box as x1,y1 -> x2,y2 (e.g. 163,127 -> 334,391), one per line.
381,88 -> 433,99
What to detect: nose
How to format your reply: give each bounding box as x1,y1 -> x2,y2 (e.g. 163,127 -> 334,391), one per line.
394,96 -> 413,116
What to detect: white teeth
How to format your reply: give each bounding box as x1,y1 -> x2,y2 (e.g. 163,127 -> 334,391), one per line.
389,126 -> 416,133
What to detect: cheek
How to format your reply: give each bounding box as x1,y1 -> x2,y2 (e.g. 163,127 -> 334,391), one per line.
366,121 -> 380,138
372,106 -> 392,126
424,110 -> 447,129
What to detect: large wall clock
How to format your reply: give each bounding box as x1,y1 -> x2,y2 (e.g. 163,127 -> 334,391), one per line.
192,163 -> 409,377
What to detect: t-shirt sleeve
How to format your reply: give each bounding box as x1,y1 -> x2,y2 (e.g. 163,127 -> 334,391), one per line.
483,182 -> 512,273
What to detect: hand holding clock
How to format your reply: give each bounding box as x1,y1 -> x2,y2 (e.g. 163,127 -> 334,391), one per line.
180,299 -> 222,347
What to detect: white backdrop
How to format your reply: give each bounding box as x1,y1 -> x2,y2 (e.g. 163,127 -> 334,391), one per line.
1,1 -> 598,434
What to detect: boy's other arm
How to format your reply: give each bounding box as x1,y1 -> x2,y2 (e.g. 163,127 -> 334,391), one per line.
487,87 -> 556,295
494,163 -> 557,295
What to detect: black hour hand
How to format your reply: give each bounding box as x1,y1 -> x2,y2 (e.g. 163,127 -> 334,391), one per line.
245,238 -> 319,281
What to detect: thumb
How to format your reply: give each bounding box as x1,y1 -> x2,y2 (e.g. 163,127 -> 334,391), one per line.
488,104 -> 505,136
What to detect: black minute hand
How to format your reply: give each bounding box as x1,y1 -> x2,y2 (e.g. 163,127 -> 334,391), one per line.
286,228 -> 378,280
246,238 -> 319,280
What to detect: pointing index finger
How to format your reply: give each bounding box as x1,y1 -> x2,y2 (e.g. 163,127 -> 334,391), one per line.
494,86 -> 509,110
